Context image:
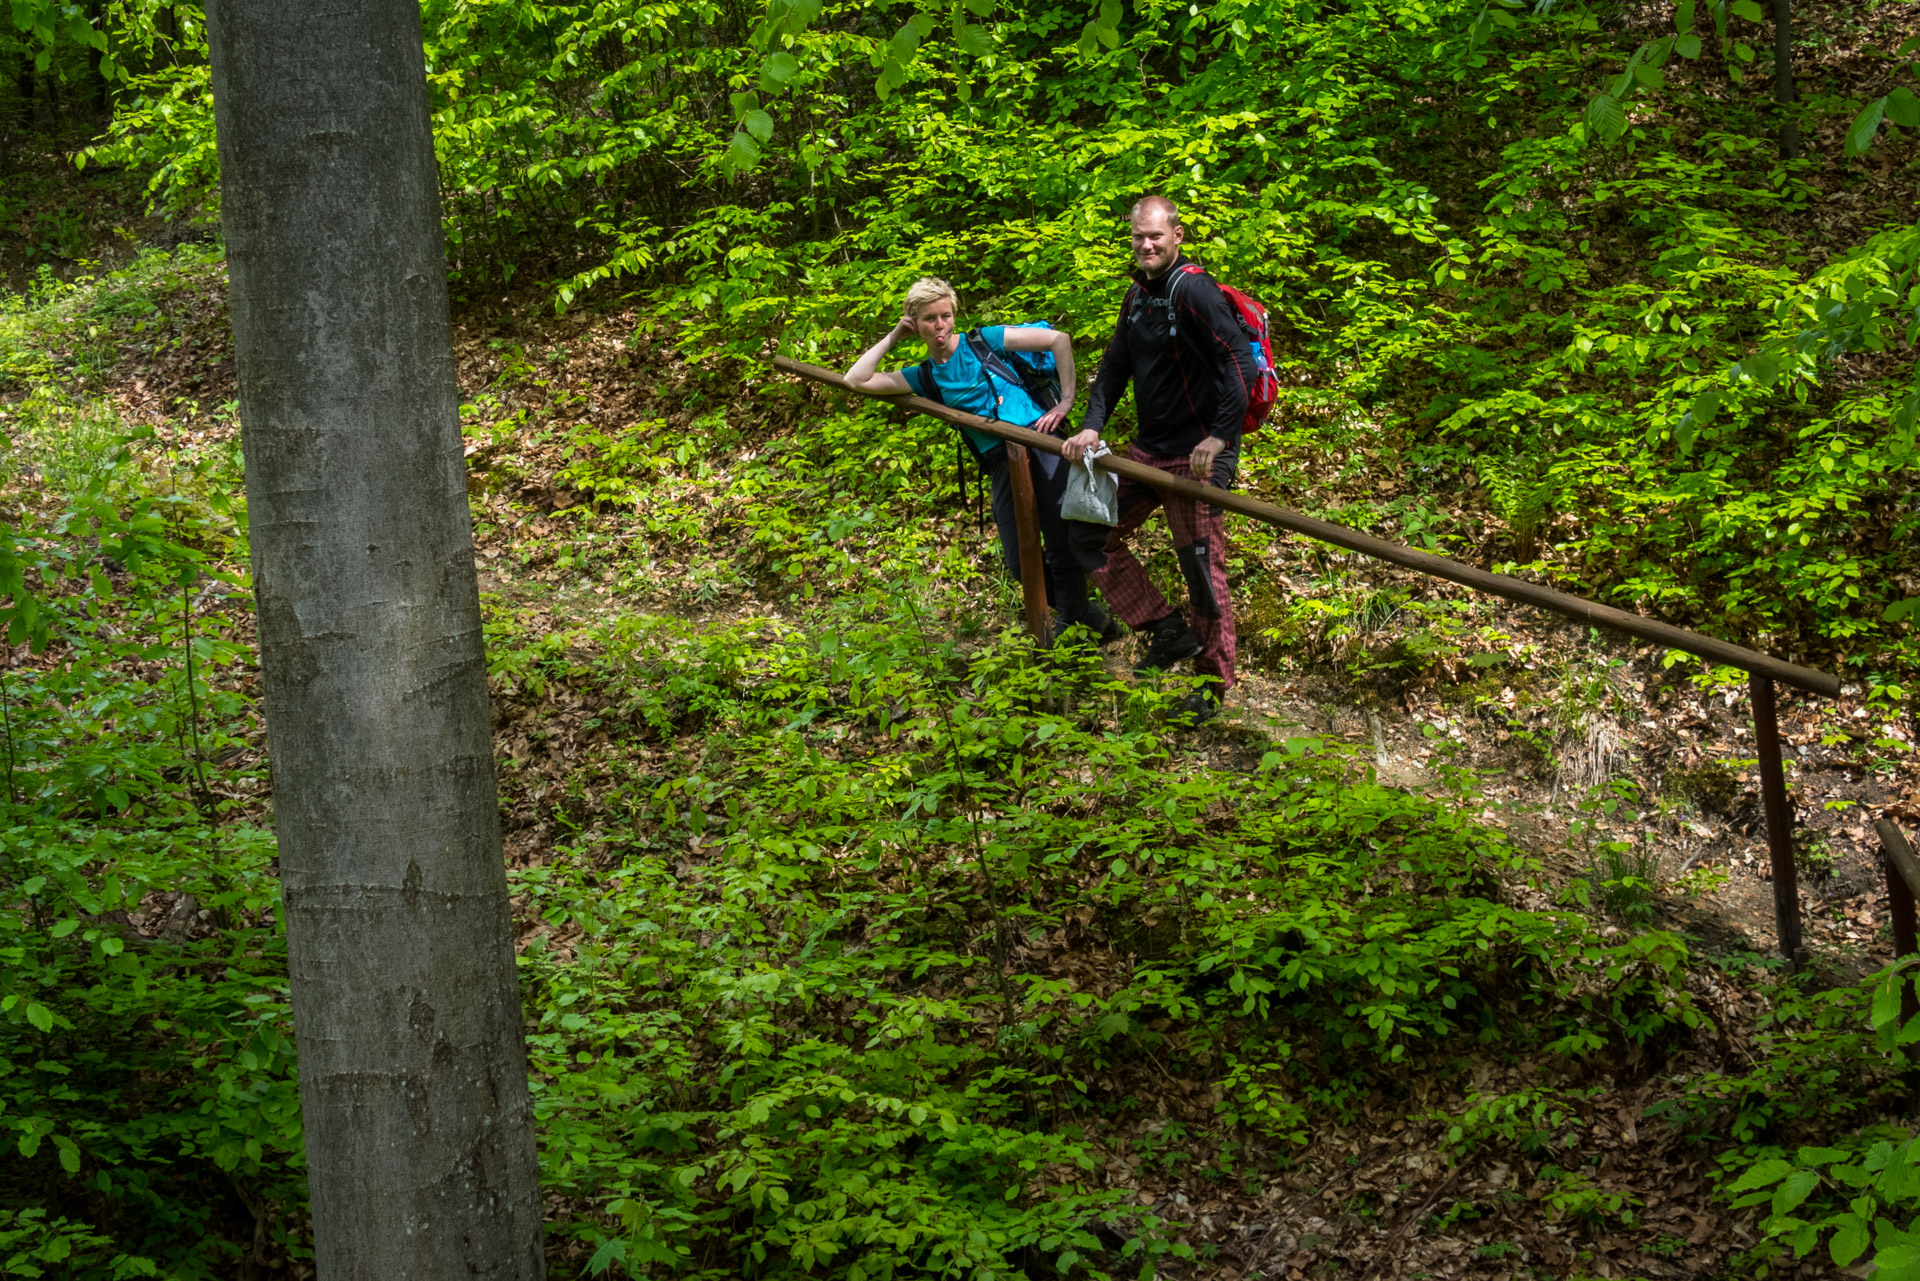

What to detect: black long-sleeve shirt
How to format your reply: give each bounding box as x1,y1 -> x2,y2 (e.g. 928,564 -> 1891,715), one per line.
1080,255 -> 1255,481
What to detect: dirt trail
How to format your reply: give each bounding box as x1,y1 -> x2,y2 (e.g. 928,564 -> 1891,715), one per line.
1202,623 -> 1914,985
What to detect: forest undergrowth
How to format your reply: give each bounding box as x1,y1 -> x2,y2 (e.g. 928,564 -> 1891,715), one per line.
9,0 -> 1920,1273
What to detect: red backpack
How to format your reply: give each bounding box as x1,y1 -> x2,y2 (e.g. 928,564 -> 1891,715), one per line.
1127,263 -> 1280,435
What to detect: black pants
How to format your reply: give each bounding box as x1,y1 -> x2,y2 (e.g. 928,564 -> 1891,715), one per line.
981,445 -> 1089,621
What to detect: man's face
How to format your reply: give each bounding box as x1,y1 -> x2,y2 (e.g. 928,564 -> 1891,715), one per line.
912,299 -> 956,351
1131,212 -> 1184,277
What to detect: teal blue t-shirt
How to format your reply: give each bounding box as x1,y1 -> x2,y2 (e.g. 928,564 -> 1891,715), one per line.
899,326 -> 1044,455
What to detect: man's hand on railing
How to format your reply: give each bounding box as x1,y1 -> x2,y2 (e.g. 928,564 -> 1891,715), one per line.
1062,428 -> 1100,463
1190,435 -> 1227,484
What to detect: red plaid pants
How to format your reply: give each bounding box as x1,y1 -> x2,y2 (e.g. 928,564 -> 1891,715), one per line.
1070,446 -> 1236,691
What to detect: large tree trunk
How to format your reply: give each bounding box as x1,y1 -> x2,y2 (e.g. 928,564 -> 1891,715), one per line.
202,3 -> 545,1277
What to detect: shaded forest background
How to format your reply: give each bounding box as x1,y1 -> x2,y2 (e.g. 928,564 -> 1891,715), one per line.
7,0 -> 1920,1276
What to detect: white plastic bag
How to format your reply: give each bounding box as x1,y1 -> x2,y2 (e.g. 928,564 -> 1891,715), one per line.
1060,443 -> 1118,525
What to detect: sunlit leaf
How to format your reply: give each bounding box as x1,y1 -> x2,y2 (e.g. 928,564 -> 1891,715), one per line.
760,52 -> 799,85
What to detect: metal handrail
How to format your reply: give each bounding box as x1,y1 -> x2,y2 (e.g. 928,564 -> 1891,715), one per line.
772,354 -> 1843,961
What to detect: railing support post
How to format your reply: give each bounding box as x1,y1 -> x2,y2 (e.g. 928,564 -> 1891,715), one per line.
1751,672 -> 1805,966
1876,820 -> 1920,1025
1005,443 -> 1052,647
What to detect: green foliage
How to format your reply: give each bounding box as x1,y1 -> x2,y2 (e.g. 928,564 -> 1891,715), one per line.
1662,962 -> 1919,1159
1719,962 -> 1920,1273
1569,779 -> 1659,926
0,1209 -> 160,1279
0,417 -> 299,1272
1478,447 -> 1554,563
480,566 -> 1711,1273
1437,1085 -> 1599,1156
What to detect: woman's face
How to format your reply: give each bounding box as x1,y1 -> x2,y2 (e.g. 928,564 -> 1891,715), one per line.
912,299 -> 957,355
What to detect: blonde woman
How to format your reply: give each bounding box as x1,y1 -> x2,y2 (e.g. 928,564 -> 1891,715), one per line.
845,277 -> 1118,640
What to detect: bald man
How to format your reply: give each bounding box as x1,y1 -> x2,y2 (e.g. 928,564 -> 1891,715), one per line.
1061,196 -> 1257,724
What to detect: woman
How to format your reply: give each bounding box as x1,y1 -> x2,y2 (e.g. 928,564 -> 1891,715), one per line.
844,276 -> 1119,640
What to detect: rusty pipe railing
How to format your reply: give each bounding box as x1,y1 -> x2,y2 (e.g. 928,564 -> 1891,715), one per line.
772,355 -> 1841,962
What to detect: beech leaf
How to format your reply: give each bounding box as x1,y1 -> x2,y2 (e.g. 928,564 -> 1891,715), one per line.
1846,97 -> 1887,158
1887,87 -> 1920,128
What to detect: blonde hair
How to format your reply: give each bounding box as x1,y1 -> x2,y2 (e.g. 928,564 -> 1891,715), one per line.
903,276 -> 959,318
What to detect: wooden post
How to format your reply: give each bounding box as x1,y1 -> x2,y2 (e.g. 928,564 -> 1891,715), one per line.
1005,443 -> 1052,647
1884,821 -> 1920,956
1751,672 -> 1804,965
1878,821 -> 1920,1025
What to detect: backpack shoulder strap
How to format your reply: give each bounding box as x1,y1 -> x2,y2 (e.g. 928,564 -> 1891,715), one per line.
917,359 -> 944,406
1167,263 -> 1210,315
968,328 -> 1019,381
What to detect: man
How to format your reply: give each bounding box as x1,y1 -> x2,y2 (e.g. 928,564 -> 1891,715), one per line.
1062,196 -> 1257,723
845,276 -> 1121,640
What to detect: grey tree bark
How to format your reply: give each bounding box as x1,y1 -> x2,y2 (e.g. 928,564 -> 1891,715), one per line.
203,3 -> 545,1277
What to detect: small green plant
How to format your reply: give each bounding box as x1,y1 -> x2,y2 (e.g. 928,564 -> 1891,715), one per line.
1592,839 -> 1659,924
1797,833 -> 1838,881
26,208 -> 88,262
1671,862 -> 1730,900
1534,1163 -> 1638,1226
1437,1086 -> 1598,1156
1726,1134 -> 1920,1275
558,419 -> 673,507
0,1208 -> 162,1278
1,393 -> 127,498
1569,779 -> 1658,924
1479,447 -> 1555,562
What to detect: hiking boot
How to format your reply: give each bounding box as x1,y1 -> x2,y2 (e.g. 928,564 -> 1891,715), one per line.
1057,603 -> 1126,647
1134,613 -> 1203,674
1169,686 -> 1221,727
